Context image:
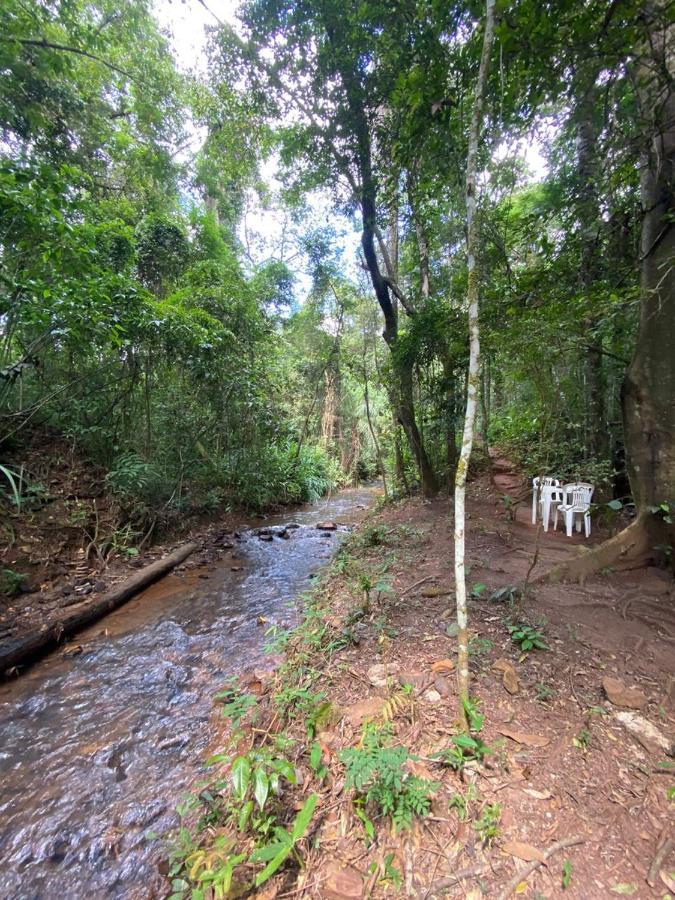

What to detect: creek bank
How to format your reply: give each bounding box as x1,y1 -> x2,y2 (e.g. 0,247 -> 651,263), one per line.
0,486 -> 380,898
0,464 -> 364,677
178,471 -> 674,898
0,541 -> 198,675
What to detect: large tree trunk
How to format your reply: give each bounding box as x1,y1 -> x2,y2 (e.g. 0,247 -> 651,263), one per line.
623,8 -> 675,526
396,355 -> 438,496
576,85 -> 609,462
548,7 -> 674,580
453,0 -> 495,727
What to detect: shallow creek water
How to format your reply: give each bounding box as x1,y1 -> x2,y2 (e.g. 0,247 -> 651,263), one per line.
0,486 -> 380,899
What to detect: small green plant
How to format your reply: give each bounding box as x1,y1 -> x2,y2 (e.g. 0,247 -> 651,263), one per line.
340,724 -> 435,832
206,747 -> 297,829
374,615 -> 397,643
535,682 -> 555,702
215,681 -> 258,728
433,698 -> 491,771
248,793 -> 317,887
473,802 -> 501,844
0,567 -> 26,597
0,464 -> 23,510
489,584 -> 524,606
355,523 -> 390,548
379,853 -> 402,889
308,741 -> 328,781
470,582 -> 487,599
562,859 -> 573,889
168,834 -> 246,900
507,622 -> 548,652
448,783 -> 478,820
573,728 -> 591,751
469,635 -> 494,657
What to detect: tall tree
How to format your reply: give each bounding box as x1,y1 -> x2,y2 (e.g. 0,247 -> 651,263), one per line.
552,2 -> 674,578
454,0 -> 496,723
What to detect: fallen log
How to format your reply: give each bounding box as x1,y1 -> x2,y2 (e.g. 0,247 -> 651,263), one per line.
0,541 -> 199,676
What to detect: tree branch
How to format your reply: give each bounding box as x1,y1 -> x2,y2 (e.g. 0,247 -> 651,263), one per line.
5,37 -> 136,82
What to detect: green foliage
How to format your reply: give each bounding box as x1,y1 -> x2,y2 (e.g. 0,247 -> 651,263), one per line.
473,803 -> 501,845
573,728 -> 591,751
448,784 -> 478,821
341,724 -> 435,832
507,623 -> 548,653
0,567 -> 25,597
248,794 -> 317,887
535,682 -> 555,702
214,681 -> 259,729
433,697 -> 491,771
562,859 -> 573,890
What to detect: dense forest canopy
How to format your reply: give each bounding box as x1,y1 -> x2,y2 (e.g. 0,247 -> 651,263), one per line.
0,0 -> 672,569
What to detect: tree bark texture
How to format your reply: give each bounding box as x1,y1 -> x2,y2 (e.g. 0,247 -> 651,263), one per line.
454,0 -> 496,722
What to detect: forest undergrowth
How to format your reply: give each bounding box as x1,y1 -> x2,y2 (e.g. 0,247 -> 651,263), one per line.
163,465 -> 675,899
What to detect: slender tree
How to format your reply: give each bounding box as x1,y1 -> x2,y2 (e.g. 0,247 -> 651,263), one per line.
454,0 -> 496,724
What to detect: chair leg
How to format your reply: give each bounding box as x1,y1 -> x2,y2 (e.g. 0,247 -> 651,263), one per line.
575,515 -> 582,533
543,498 -> 550,532
565,509 -> 573,537
532,493 -> 537,525
553,506 -> 558,531
585,513 -> 590,538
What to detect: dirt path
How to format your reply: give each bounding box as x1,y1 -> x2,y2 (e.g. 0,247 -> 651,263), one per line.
210,467 -> 675,898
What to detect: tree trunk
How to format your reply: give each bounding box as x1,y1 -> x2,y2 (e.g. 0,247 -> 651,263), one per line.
622,7 -> 675,544
548,6 -> 674,579
576,84 -> 609,461
442,354 -> 458,490
453,0 -> 496,727
394,355 -> 437,496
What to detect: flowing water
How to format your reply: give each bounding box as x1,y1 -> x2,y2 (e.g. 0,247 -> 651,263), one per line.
0,486 -> 380,899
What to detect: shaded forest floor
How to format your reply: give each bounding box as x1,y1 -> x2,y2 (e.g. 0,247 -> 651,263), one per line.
0,429 -> 278,670
204,459 -> 675,899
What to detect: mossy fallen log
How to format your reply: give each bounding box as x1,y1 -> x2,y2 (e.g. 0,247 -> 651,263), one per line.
0,541 -> 199,676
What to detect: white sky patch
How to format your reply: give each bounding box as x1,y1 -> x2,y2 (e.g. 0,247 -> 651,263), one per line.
153,0 -> 360,300
152,1 -> 550,302
153,0 -> 236,74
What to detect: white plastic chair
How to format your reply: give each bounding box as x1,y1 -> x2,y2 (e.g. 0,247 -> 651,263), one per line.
554,483 -> 594,537
532,477 -> 561,531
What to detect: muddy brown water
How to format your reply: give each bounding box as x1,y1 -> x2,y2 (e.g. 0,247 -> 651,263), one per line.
0,486 -> 380,898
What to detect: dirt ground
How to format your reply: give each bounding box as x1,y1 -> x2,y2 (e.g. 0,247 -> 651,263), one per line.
255,460 -> 675,899
0,429 -> 273,671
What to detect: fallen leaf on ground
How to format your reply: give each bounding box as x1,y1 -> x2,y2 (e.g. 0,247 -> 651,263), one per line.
603,676 -> 647,710
609,883 -> 638,895
343,698 -> 386,727
322,861 -> 363,899
421,585 -> 452,597
431,658 -> 455,673
497,727 -> 550,748
522,788 -> 552,800
492,658 -> 520,695
659,869 -> 675,891
502,840 -> 545,863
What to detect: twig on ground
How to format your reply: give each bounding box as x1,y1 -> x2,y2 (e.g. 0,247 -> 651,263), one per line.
647,836 -> 673,887
400,574 -> 436,596
495,835 -> 584,900
429,860 -> 504,893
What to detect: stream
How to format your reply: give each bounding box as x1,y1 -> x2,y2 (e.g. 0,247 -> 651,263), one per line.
0,486 -> 380,899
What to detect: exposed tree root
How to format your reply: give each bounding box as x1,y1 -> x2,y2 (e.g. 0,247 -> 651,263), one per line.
540,517 -> 654,584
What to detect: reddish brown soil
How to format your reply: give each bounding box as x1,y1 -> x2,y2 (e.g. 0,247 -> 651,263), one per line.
277,461 -> 675,899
